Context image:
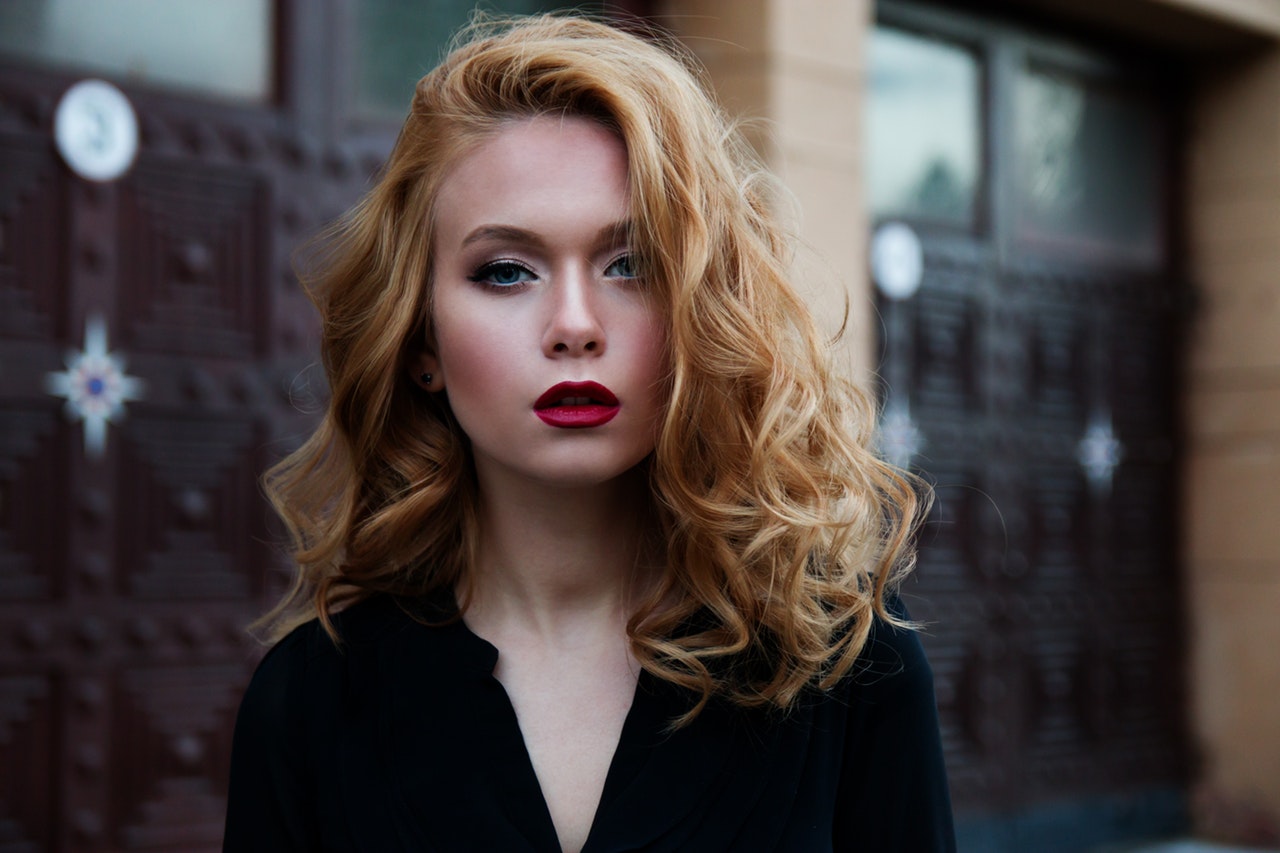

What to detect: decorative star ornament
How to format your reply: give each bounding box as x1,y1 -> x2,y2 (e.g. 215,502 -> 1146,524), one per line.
1077,415 -> 1123,493
879,399 -> 924,470
45,315 -> 145,458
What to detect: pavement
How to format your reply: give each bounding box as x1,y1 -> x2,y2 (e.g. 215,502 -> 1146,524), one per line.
1108,841 -> 1280,853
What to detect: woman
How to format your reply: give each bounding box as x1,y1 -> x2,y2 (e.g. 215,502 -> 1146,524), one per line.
224,14 -> 954,852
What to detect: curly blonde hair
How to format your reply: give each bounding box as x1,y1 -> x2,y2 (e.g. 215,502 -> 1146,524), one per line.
260,13 -> 926,722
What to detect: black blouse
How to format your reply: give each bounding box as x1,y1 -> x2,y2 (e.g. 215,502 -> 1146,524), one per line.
223,593 -> 955,852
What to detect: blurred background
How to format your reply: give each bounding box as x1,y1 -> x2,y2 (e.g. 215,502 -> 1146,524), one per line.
0,1 -> 1277,851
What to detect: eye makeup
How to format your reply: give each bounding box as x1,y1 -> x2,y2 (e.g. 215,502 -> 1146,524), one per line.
467,259 -> 537,292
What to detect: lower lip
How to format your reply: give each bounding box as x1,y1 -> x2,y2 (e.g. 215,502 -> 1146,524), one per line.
535,405 -> 620,428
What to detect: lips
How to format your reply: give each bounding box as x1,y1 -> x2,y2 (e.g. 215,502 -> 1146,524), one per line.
534,381 -> 620,428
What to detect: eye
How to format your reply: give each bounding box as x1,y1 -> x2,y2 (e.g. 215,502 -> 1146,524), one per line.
604,253 -> 639,279
468,260 -> 536,290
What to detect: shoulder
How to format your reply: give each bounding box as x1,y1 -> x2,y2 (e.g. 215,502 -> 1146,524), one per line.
846,593 -> 935,698
237,595 -> 412,726
253,594 -> 400,669
830,594 -> 956,849
226,593 -> 464,849
823,591 -> 942,736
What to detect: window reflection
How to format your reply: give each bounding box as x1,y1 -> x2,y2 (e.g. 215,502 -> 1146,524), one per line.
0,0 -> 273,102
355,1 -> 603,118
1015,65 -> 1163,265
866,26 -> 981,226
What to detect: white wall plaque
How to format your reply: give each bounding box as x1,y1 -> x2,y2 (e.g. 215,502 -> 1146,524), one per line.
54,79 -> 139,183
871,221 -> 924,300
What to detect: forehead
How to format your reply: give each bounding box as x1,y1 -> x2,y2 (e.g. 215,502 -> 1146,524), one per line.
432,115 -> 630,242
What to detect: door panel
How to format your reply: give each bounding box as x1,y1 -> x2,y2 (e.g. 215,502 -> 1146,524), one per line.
0,4 -> 647,847
871,2 -> 1188,825
0,89 -> 320,847
0,11 -> 346,848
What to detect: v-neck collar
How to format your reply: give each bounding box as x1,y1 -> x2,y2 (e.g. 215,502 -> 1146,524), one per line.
418,589 -> 660,851
362,591 -> 742,852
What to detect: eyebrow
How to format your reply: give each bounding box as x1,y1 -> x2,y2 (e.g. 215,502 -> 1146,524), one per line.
461,225 -> 544,249
460,220 -> 633,251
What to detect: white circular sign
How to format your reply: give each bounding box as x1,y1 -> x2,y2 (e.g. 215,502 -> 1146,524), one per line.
871,222 -> 924,300
54,79 -> 139,183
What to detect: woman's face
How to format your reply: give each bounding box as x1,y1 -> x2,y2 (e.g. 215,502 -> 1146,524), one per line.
416,116 -> 667,493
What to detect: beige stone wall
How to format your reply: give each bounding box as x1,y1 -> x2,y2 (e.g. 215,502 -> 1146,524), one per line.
1185,41 -> 1280,826
655,0 -> 877,381
1166,0 -> 1280,34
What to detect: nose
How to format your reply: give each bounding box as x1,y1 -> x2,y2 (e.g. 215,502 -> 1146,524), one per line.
542,265 -> 605,357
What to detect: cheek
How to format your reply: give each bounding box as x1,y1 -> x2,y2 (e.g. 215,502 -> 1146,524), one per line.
433,308 -> 520,408
632,313 -> 670,408
441,340 -> 509,394
638,311 -> 669,376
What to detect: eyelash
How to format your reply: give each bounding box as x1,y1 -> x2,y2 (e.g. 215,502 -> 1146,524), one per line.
465,253 -> 641,293
467,259 -> 536,292
604,253 -> 639,279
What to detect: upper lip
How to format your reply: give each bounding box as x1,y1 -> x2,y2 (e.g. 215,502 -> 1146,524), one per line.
534,381 -> 619,409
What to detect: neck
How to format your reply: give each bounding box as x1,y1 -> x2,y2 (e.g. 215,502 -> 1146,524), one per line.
461,465 -> 657,642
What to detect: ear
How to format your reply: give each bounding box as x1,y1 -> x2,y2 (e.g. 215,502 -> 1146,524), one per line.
407,347 -> 442,391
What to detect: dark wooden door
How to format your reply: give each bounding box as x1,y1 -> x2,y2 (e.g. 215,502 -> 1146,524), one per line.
0,10 -> 368,852
0,4 -> 648,848
0,3 -> 458,850
869,1 -> 1190,837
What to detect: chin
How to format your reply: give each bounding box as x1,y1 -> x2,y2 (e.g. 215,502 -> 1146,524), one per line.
524,451 -> 654,491
541,465 -> 649,492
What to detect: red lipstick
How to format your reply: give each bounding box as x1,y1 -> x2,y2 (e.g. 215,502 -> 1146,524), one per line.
534,381 -> 620,428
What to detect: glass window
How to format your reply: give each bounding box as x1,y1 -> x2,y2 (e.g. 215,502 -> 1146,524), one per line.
1014,64 -> 1163,265
355,1 -> 604,119
866,26 -> 981,227
0,0 -> 273,102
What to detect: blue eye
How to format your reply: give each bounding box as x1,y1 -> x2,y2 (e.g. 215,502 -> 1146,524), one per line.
604,254 -> 639,279
468,260 -> 535,289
